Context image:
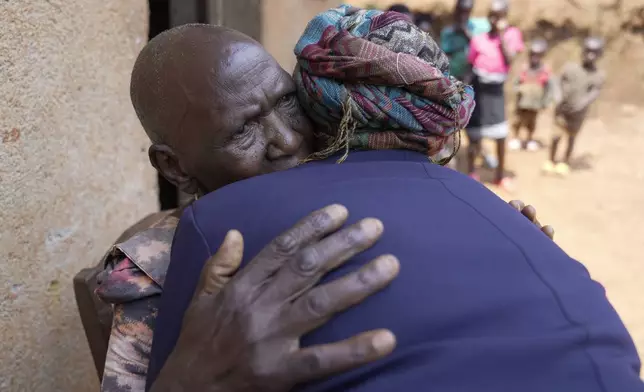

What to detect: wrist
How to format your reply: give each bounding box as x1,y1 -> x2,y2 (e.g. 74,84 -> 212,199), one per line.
149,353 -> 206,392
150,344 -> 232,392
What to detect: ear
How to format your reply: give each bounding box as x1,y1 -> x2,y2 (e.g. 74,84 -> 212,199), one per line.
149,144 -> 200,195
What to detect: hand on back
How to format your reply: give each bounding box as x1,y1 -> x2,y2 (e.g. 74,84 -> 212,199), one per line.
151,201 -> 553,392
509,200 -> 555,239
151,204 -> 399,392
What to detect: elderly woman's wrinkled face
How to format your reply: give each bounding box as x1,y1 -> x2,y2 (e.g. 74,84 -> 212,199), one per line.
176,42 -> 314,193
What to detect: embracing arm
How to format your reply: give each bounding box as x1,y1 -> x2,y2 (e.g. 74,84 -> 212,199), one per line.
509,200 -> 555,239
149,205 -> 399,392
577,84 -> 603,110
101,297 -> 160,392
96,256 -> 163,392
499,38 -> 514,66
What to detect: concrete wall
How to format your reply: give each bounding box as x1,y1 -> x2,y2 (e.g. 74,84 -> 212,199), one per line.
0,1 -> 156,391
0,0 -> 347,390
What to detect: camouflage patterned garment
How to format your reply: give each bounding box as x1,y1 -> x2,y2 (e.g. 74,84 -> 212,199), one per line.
96,213 -> 180,392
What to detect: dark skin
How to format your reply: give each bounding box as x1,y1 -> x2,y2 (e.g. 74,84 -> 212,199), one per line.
151,204 -> 553,392
509,200 -> 555,239
454,6 -> 473,42
466,7 -> 515,185
136,27 -> 400,392
529,51 -> 545,70
151,205 -> 400,392
138,28 -> 315,196
443,5 -> 473,63
139,26 -> 555,392
488,9 -> 513,66
549,48 -> 601,164
512,50 -> 545,142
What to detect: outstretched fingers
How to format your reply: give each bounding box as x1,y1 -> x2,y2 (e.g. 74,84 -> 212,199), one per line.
239,204 -> 349,288
288,255 -> 400,332
287,329 -> 397,383
264,218 -> 385,303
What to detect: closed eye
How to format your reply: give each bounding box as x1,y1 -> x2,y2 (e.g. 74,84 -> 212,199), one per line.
232,121 -> 255,140
277,92 -> 297,109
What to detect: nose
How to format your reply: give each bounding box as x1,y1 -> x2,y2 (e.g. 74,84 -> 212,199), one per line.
263,111 -> 303,160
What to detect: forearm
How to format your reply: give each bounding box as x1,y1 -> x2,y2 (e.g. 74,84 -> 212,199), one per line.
500,39 -> 514,66
149,373 -> 200,392
542,81 -> 554,106
462,29 -> 473,42
576,91 -> 599,111
462,66 -> 474,84
578,90 -> 601,110
149,368 -> 224,392
148,350 -> 194,392
101,297 -> 160,392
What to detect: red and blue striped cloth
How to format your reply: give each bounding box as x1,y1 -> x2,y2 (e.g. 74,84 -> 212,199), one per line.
293,5 -> 476,158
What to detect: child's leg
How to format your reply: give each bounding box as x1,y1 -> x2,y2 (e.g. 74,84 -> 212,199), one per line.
511,110 -> 522,139
551,115 -> 581,176
509,110 -> 523,150
549,135 -> 560,162
564,133 -> 577,164
549,111 -> 567,163
467,138 -> 482,175
563,114 -> 584,165
552,131 -> 574,176
544,112 -> 564,173
526,110 -> 538,142
495,138 -> 506,182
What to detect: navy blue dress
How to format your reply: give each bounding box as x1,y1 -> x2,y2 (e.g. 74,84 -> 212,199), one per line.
148,150 -> 642,392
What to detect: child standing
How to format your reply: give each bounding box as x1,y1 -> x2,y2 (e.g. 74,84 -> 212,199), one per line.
543,37 -> 605,176
509,38 -> 554,152
465,0 -> 524,191
438,0 -> 493,170
440,0 -> 490,82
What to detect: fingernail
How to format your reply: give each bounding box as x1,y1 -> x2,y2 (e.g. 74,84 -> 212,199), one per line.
378,255 -> 400,275
325,204 -> 348,221
372,330 -> 396,352
225,230 -> 242,244
362,218 -> 384,236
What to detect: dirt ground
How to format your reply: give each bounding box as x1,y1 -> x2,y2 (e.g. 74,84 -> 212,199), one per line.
465,103 -> 644,359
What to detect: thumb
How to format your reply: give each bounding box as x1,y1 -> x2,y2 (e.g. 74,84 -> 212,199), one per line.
195,230 -> 244,297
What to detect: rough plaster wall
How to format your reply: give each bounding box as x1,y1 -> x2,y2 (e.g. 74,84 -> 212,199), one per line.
0,1 -> 155,391
262,0 -> 341,73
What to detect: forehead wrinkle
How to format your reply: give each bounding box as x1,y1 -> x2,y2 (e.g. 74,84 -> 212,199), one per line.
264,70 -> 291,100
131,24 -> 269,147
217,53 -> 275,113
195,42 -> 288,131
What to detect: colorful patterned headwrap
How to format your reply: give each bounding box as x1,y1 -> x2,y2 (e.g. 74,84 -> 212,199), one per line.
293,5 -> 476,161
